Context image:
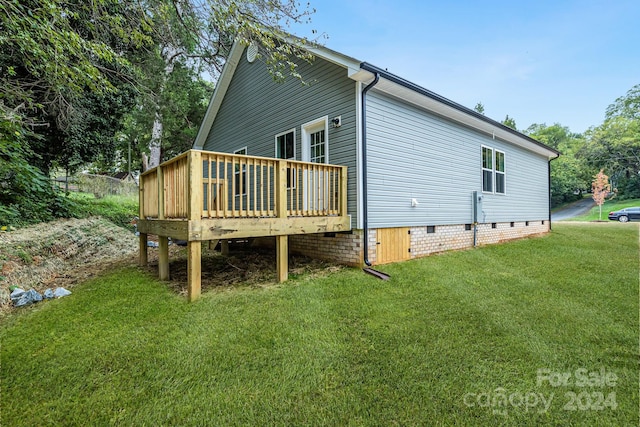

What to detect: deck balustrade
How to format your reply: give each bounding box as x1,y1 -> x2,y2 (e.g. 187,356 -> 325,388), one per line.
138,149 -> 350,300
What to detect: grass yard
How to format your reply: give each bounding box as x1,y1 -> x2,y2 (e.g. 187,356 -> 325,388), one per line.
569,198 -> 640,222
1,224 -> 638,426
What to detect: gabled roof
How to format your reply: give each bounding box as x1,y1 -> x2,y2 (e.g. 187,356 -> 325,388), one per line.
193,39 -> 559,159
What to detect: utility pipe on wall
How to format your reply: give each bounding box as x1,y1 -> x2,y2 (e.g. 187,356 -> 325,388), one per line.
361,72 -> 380,266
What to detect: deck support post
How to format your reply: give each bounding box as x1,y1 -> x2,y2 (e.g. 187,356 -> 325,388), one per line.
340,166 -> 348,216
276,235 -> 288,282
275,159 -> 288,282
138,173 -> 148,267
158,236 -> 169,280
139,233 -> 148,266
187,241 -> 201,301
221,240 -> 230,256
187,150 -> 203,300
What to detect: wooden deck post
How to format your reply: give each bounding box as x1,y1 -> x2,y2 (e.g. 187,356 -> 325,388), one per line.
158,236 -> 169,280
340,166 -> 348,217
187,150 -> 203,300
138,178 -> 148,266
276,235 -> 288,282
221,240 -> 230,256
139,233 -> 148,266
187,241 -> 201,301
154,160 -> 169,279
276,159 -> 288,282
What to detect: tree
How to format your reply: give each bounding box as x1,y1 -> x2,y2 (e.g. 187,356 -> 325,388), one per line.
0,0 -> 150,127
0,0 -> 317,224
502,115 -> 517,130
526,123 -> 591,206
473,102 -> 485,115
0,116 -> 72,225
133,0 -> 317,170
581,117 -> 640,198
606,84 -> 640,121
591,169 -> 610,221
116,62 -> 212,172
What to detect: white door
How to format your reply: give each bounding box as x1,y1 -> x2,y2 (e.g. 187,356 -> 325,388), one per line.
302,117 -> 329,212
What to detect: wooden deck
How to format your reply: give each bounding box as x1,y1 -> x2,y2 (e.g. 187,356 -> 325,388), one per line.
138,150 -> 350,300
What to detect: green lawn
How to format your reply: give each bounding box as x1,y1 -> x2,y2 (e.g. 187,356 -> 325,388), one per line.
1,224 -> 638,426
569,198 -> 640,222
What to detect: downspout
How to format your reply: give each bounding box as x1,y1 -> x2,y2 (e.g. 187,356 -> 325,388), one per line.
361,73 -> 380,266
548,156 -> 558,230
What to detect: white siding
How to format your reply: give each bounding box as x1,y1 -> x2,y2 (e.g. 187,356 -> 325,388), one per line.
366,90 -> 549,228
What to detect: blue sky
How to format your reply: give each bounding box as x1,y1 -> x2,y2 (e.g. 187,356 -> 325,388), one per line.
290,0 -> 639,133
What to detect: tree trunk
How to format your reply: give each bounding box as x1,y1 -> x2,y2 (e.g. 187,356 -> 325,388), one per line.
147,110 -> 163,170
145,46 -> 178,171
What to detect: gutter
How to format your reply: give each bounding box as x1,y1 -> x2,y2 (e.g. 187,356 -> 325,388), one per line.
361,72 -> 380,266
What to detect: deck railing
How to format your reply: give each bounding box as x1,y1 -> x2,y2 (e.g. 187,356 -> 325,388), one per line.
140,150 -> 348,220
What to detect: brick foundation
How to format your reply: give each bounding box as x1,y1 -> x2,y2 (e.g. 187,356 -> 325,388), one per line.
408,220 -> 549,259
257,220 -> 549,266
366,220 -> 549,265
289,231 -> 364,266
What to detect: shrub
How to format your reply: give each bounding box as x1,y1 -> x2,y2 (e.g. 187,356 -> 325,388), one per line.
0,119 -> 74,227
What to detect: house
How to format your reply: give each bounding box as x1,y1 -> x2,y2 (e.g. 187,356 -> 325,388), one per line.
189,39 -> 560,268
111,171 -> 137,185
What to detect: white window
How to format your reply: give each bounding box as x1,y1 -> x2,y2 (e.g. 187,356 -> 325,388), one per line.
495,150 -> 506,194
275,129 -> 296,189
481,146 -> 506,195
482,146 -> 493,193
309,129 -> 326,163
234,147 -> 247,196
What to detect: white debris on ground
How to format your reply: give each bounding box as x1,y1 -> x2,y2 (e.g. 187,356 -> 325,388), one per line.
0,217 -> 137,312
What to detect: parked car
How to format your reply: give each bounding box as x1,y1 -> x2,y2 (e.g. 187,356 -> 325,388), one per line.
608,207 -> 640,222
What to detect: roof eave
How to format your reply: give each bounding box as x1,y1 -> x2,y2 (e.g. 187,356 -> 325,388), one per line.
359,62 -> 560,159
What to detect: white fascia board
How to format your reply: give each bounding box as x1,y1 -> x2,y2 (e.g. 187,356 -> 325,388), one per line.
373,79 -> 559,159
192,41 -> 245,150
348,68 -> 375,82
286,37 -> 361,71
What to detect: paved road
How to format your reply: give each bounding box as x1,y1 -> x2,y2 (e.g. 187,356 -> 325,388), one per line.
551,198 -> 595,221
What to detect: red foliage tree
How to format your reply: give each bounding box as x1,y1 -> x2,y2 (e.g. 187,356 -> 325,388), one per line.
591,169 -> 611,221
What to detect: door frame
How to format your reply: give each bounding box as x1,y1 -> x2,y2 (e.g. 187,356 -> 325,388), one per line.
301,116 -> 329,164
301,116 -> 329,211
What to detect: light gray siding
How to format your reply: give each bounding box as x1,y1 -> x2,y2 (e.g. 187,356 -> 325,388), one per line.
203,49 -> 358,227
366,90 -> 550,228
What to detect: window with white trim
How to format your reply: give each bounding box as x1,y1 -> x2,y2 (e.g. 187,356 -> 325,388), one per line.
481,146 -> 506,194
495,150 -> 506,194
482,146 -> 493,193
275,129 -> 296,189
234,147 -> 247,196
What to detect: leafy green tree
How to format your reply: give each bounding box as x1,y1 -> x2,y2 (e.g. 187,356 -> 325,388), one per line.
502,115 -> 517,130
606,84 -> 640,121
0,117 -> 72,225
526,123 -> 589,206
116,61 -> 212,172
473,102 -> 485,115
0,0 -> 318,225
580,84 -> 639,199
135,0 -> 317,170
581,117 -> 640,198
0,0 -> 150,126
